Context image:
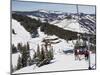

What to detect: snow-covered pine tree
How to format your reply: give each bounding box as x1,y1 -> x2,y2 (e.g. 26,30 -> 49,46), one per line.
40,45 -> 45,61
50,46 -> 54,60
17,55 -> 22,70
26,42 -> 30,60
47,47 -> 54,60
21,45 -> 30,67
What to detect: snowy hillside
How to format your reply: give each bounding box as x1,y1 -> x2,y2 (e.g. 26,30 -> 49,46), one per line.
79,15 -> 96,34
12,19 -> 31,46
12,19 -> 75,69
12,19 -> 75,51
50,19 -> 89,33
50,14 -> 95,34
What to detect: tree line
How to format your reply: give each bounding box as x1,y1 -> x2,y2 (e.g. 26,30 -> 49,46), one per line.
12,13 -> 78,40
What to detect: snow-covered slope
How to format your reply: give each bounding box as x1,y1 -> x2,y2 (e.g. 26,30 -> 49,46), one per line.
13,53 -> 95,74
12,19 -> 31,69
50,19 -> 89,33
79,15 -> 96,34
12,19 -> 31,46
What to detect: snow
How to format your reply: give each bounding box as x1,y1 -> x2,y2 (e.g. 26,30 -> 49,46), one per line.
51,19 -> 89,33
28,15 -> 46,22
37,9 -> 63,14
57,14 -> 66,19
27,15 -> 39,20
29,27 -> 48,51
85,15 -> 95,23
29,27 -> 74,53
13,53 -> 95,74
50,19 -> 62,24
12,19 -> 33,68
90,53 -> 96,68
12,52 -> 21,68
53,39 -> 74,54
12,19 -> 31,46
37,9 -> 50,13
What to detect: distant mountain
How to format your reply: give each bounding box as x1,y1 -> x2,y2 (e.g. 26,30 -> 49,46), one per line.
12,13 -> 79,40
12,9 -> 96,34
50,15 -> 96,34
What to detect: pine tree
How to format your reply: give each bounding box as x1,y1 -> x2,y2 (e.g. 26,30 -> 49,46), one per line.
33,51 -> 37,59
35,43 -> 54,67
21,45 -> 28,67
27,42 -> 30,50
26,42 -> 30,59
17,43 -> 22,53
36,44 -> 40,59
44,41 -> 49,59
47,48 -> 53,60
50,46 -> 54,60
40,46 -> 45,61
17,55 -> 22,70
18,43 -> 31,67
12,44 -> 17,53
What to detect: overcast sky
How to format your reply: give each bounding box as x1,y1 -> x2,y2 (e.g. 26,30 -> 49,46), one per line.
12,0 -> 96,14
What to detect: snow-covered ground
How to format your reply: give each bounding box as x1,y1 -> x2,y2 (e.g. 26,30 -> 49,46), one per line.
13,53 -> 95,74
12,52 -> 21,68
